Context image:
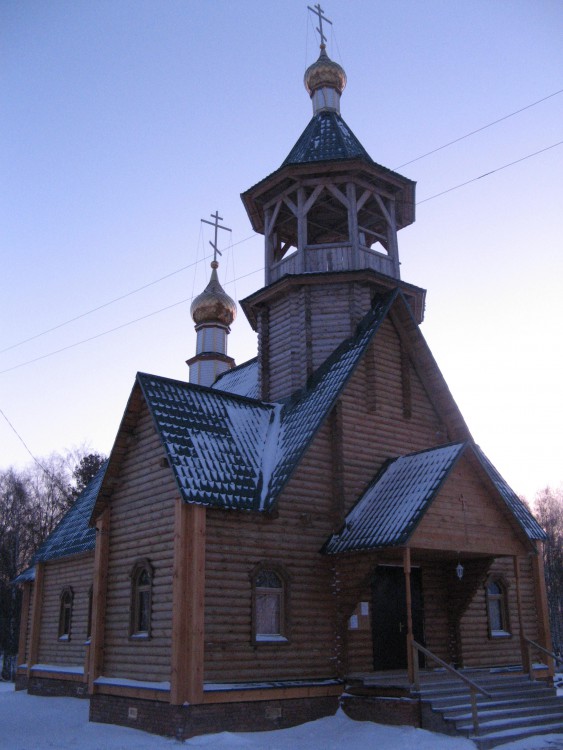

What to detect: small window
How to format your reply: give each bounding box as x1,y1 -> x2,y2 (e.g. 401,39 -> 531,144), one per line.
129,560 -> 153,638
486,577 -> 510,638
58,587 -> 73,641
252,566 -> 289,643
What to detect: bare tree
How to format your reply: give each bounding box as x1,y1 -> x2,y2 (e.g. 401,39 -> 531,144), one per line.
534,486 -> 563,655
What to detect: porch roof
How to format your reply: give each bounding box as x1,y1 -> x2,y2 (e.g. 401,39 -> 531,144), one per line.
322,443 -> 545,555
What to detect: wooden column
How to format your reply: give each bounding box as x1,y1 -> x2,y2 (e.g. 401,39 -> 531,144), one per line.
297,186 -> 307,273
27,562 -> 44,676
88,506 -> 110,693
403,547 -> 414,684
346,182 -> 359,266
170,500 -> 206,705
513,556 -> 530,675
531,542 -> 554,676
17,582 -> 32,668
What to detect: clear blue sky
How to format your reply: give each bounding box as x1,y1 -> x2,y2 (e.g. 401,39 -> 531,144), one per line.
2,0 -> 562,501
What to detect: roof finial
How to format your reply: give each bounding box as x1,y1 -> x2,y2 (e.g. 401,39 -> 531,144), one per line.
308,3 -> 332,49
201,210 -> 232,266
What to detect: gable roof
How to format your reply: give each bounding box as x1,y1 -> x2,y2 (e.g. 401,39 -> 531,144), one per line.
34,462 -> 107,563
138,374 -> 276,512
323,442 -> 545,555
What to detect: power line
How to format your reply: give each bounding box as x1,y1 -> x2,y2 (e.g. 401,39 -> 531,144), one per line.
417,139 -> 563,204
0,233 -> 259,356
394,88 -> 563,170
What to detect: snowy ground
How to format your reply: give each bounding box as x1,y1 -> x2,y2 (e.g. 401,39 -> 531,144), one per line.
1,680 -> 562,750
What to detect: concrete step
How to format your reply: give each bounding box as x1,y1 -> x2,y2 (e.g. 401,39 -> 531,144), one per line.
472,721 -> 563,750
457,707 -> 563,734
443,697 -> 563,721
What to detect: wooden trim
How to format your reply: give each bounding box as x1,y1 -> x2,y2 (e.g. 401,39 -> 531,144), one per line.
29,669 -> 84,683
202,683 -> 342,705
93,683 -> 170,702
88,506 -> 110,692
28,562 -> 44,675
17,583 -> 31,666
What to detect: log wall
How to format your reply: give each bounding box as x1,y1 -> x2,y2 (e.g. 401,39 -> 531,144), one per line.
204,421 -> 338,683
101,402 -> 176,683
412,456 -> 529,556
37,553 -> 93,667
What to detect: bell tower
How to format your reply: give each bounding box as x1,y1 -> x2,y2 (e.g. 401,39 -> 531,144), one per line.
240,8 -> 425,402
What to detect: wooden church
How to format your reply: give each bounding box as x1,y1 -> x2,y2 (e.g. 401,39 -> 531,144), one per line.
14,13 -> 558,745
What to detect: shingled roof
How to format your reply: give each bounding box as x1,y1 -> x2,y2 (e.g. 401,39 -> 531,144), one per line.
33,462 -> 107,563
282,111 -> 373,166
323,442 -> 545,555
136,291 -> 397,514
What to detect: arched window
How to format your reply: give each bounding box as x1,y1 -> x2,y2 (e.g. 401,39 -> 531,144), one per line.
252,566 -> 289,643
486,577 -> 510,638
129,560 -> 153,638
58,587 -> 74,640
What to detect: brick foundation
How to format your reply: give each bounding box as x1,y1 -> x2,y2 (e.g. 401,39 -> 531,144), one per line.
341,695 -> 421,727
14,673 -> 28,691
28,676 -> 89,699
89,693 -> 339,740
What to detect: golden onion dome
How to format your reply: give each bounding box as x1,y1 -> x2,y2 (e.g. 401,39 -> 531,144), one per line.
304,45 -> 347,97
190,261 -> 237,327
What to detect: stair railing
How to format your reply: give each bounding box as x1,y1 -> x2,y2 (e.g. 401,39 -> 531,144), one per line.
411,640 -> 492,736
523,637 -> 563,679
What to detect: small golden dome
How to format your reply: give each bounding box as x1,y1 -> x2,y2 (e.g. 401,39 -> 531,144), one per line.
304,45 -> 347,97
190,261 -> 237,327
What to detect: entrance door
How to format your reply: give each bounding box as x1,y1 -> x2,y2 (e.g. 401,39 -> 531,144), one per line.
371,566 -> 424,670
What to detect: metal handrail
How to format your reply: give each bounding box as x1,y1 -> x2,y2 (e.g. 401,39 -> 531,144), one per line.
412,640 -> 492,736
523,637 -> 563,678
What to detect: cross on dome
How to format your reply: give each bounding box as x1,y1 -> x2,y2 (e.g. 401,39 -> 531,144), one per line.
307,3 -> 332,48
201,210 -> 232,265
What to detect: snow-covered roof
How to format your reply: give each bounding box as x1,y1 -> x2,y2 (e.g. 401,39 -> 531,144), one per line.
323,444 -> 466,554
33,463 -> 107,563
323,442 -> 546,555
213,358 -> 259,399
135,292 -> 397,513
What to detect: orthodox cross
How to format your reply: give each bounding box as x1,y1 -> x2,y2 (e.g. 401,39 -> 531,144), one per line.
201,211 -> 232,262
307,3 -> 332,46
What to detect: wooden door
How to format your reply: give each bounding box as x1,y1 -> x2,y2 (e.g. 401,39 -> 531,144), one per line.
371,566 -> 424,670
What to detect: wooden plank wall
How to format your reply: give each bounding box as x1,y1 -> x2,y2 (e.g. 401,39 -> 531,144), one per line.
460,557 -> 540,668
101,402 -> 176,683
204,421 -> 338,683
412,457 -> 529,556
37,553 -> 93,667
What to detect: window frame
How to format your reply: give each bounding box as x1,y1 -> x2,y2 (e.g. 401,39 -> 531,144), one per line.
58,587 -> 74,641
485,575 -> 511,639
250,563 -> 290,645
129,559 -> 154,640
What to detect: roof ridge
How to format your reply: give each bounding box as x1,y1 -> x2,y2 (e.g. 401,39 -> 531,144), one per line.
136,371 -> 270,409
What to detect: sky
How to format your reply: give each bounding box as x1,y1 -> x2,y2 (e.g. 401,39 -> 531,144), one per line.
1,0 -> 562,502
2,680 -> 563,750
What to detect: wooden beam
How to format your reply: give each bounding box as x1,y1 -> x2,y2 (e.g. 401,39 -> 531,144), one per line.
88,507 -> 110,693
17,582 -> 31,668
27,562 -> 44,676
513,556 -> 530,674
185,504 -> 206,704
531,542 -> 554,676
403,547 -> 414,684
170,498 -> 188,704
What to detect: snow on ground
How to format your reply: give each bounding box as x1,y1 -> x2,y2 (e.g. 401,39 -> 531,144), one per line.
1,680 -> 562,750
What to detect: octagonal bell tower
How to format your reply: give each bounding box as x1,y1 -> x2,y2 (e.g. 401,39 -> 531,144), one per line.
241,12 -> 425,402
